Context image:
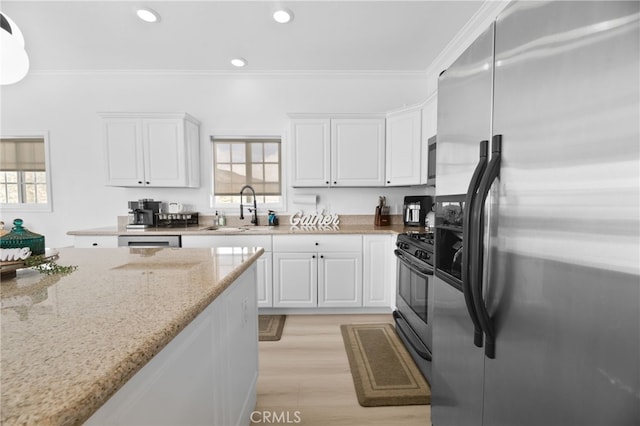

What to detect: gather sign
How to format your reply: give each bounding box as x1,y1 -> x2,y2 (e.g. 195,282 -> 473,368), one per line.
289,211 -> 340,227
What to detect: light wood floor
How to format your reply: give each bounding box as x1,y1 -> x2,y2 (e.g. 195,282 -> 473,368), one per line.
253,314 -> 431,426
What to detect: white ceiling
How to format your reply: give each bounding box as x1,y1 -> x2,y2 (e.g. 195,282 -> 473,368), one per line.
2,0 -> 485,74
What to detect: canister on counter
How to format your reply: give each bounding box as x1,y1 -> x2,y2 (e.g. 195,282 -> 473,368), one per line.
0,218 -> 45,255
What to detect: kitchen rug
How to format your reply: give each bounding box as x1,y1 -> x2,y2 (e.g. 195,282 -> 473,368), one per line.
258,315 -> 286,341
340,323 -> 431,407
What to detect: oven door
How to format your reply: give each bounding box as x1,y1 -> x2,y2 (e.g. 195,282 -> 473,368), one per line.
394,249 -> 433,382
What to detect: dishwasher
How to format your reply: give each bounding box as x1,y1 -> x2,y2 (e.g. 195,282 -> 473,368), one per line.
117,235 -> 181,248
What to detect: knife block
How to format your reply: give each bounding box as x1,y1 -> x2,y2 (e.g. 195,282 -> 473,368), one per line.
374,206 -> 390,226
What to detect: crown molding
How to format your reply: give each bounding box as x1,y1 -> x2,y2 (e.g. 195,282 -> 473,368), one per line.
425,0 -> 512,80
28,69 -> 430,79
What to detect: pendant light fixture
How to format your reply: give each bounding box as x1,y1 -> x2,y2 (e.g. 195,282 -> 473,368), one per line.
0,12 -> 30,85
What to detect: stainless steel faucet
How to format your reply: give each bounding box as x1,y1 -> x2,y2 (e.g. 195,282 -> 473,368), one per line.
239,185 -> 258,225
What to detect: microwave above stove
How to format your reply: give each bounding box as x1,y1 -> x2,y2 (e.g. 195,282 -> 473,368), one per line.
427,135 -> 436,187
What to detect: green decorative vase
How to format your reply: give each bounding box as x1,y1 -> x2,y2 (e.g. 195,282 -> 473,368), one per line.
0,219 -> 45,255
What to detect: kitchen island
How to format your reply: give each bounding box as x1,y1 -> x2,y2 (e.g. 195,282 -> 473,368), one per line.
0,247 -> 263,426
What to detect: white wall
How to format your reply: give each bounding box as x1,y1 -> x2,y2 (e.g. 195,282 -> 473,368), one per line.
1,72 -> 431,247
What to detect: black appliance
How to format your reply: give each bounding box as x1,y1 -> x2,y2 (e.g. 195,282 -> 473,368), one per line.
427,135 -> 436,187
403,195 -> 432,227
393,230 -> 434,383
127,199 -> 161,229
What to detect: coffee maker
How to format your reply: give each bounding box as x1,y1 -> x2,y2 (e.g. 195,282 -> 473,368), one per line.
403,195 -> 432,227
127,199 -> 161,229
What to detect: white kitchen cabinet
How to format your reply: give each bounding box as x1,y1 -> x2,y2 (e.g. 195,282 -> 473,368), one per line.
330,118 -> 385,187
181,235 -> 273,308
289,115 -> 385,187
290,118 -> 331,187
272,235 -> 362,308
385,107 -> 422,186
363,235 -> 395,307
102,113 -> 200,188
317,252 -> 362,307
73,235 -> 118,248
272,252 -> 317,308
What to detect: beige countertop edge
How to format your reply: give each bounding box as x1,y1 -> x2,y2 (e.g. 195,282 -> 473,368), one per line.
67,224 -> 417,236
1,248 -> 265,426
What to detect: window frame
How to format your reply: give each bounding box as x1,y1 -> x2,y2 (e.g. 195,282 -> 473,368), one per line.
0,131 -> 53,212
210,135 -> 285,212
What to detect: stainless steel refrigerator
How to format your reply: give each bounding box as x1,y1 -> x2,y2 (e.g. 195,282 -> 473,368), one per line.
432,2 -> 639,425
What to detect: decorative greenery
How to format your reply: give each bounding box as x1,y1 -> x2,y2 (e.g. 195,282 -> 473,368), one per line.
24,255 -> 78,275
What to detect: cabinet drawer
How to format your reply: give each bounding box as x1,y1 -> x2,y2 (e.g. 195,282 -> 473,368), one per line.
74,236 -> 118,248
272,235 -> 361,252
181,235 -> 272,251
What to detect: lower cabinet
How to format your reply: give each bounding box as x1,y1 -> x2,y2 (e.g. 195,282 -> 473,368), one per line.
362,235 -> 396,307
272,235 -> 363,308
181,235 -> 273,308
86,264 -> 258,426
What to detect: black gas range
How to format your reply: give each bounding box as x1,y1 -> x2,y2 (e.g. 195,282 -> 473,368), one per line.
395,231 -> 435,266
393,231 -> 435,383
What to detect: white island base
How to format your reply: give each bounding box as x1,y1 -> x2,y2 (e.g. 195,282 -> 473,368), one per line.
86,264 -> 258,426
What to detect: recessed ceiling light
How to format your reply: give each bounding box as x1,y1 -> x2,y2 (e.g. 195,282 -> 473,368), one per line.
231,58 -> 247,68
273,9 -> 293,24
136,8 -> 160,23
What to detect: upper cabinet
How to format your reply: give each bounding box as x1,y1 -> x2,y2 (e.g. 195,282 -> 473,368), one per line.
385,107 -> 422,186
102,113 -> 200,188
290,115 -> 385,187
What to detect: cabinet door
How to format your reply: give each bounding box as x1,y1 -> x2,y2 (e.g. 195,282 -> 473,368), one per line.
143,119 -> 188,187
331,118 -> 385,186
103,118 -> 146,186
385,109 -> 422,186
362,235 -> 393,307
273,252 -> 317,307
317,252 -> 362,307
290,119 -> 331,187
256,253 -> 273,308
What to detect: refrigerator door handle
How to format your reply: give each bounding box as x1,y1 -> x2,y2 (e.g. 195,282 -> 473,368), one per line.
463,140 -> 489,348
471,134 -> 502,359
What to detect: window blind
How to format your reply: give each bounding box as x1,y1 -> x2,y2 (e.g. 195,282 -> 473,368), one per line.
0,138 -> 46,171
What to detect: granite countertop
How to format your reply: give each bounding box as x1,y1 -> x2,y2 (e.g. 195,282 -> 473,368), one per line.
67,214 -> 428,237
67,223 -> 412,236
0,247 -> 264,426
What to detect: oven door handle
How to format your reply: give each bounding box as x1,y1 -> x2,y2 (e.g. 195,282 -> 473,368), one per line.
393,310 -> 432,361
394,249 -> 433,276
463,140 -> 489,348
470,135 -> 501,359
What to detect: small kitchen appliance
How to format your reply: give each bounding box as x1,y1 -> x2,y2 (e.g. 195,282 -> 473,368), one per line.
127,199 -> 161,229
403,196 -> 432,227
374,196 -> 390,226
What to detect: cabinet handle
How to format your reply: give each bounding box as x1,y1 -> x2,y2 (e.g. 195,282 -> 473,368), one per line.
138,181 -> 143,184
92,243 -> 98,246
312,255 -> 316,259
146,181 -> 150,185
325,181 -> 329,185
387,181 -> 391,184
333,181 -> 337,185
320,255 -> 324,259
315,242 -> 319,246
